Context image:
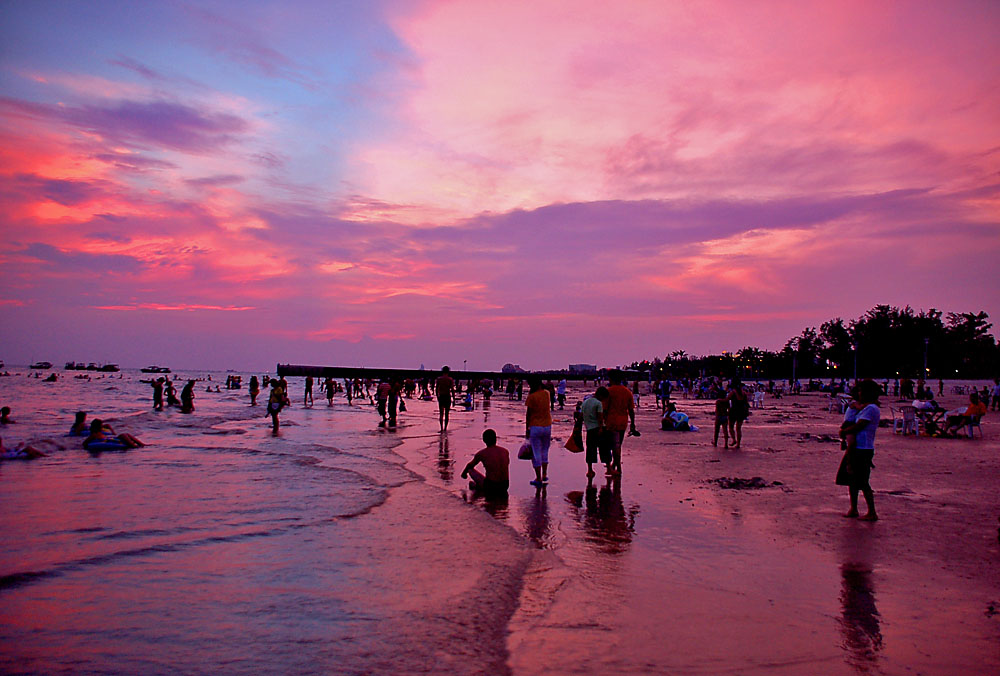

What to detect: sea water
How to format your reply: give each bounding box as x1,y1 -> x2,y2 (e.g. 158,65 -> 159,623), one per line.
0,370 -> 531,674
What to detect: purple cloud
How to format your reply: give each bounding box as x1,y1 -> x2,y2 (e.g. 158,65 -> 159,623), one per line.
0,96 -> 249,153
185,174 -> 245,187
1,173 -> 113,207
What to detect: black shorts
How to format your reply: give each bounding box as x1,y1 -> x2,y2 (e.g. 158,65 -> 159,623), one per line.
438,396 -> 451,409
585,428 -> 600,464
481,479 -> 509,497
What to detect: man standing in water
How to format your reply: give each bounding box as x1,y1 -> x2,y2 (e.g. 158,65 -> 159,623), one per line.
436,366 -> 454,431
304,375 -> 314,408
604,371 -> 636,476
151,377 -> 164,411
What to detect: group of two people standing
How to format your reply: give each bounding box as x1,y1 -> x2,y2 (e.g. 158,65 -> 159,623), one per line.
525,371 -> 637,487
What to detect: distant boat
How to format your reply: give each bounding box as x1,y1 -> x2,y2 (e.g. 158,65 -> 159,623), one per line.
141,365 -> 172,374
30,361 -> 53,370
97,363 -> 120,372
65,361 -> 87,370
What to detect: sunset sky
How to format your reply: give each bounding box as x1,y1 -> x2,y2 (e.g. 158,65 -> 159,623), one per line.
1,1 -> 998,371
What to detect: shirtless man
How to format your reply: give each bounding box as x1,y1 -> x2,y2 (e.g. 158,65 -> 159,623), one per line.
461,429 -> 509,498
436,366 -> 455,431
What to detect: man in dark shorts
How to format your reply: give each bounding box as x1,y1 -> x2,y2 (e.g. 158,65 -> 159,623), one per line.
461,429 -> 509,498
604,371 -> 636,475
436,366 -> 454,431
581,387 -> 610,477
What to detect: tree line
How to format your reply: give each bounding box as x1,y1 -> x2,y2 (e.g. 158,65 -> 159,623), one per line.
627,305 -> 999,380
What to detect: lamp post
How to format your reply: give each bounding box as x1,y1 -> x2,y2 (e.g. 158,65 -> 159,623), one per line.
463,359 -> 467,372
923,338 -> 929,377
853,342 -> 858,383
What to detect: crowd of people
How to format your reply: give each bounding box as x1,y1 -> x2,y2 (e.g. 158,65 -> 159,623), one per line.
3,367 -> 993,528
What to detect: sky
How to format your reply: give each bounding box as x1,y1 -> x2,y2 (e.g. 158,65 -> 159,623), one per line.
1,0 -> 998,372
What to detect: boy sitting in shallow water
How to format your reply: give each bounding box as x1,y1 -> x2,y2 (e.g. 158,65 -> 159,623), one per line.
461,429 -> 509,498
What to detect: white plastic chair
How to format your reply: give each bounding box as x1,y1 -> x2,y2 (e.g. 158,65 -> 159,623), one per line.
967,415 -> 983,438
752,391 -> 765,409
894,406 -> 917,435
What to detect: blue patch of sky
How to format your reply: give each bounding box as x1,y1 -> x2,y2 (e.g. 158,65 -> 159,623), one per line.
0,0 -> 415,202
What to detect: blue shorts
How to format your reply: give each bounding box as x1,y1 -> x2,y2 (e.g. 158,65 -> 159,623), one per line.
528,426 -> 551,468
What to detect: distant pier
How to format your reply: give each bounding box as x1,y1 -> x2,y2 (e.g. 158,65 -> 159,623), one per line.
276,364 -> 635,381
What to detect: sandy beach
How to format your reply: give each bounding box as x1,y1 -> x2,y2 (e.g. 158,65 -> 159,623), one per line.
1,371 -> 998,674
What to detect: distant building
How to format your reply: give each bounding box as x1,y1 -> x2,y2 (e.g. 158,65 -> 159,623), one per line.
502,363 -> 526,374
568,363 -> 598,374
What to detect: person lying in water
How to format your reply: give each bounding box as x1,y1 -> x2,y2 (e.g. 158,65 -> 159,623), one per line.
83,419 -> 145,451
461,429 -> 509,497
0,436 -> 46,459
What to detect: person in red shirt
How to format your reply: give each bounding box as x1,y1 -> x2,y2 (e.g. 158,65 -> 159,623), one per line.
604,371 -> 636,476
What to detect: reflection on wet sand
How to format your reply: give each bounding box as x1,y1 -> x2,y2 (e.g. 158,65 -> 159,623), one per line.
524,486 -> 552,548
437,432 -> 453,482
839,564 -> 883,672
565,476 -> 639,555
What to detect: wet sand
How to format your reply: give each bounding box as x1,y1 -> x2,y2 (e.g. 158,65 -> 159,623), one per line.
2,373 -> 998,674
399,387 -> 1000,675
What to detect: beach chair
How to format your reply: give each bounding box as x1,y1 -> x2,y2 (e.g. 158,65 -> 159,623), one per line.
893,406 -> 918,435
966,415 -> 983,439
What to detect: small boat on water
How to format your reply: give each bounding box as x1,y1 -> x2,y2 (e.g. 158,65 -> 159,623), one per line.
141,365 -> 172,374
30,361 -> 53,370
65,361 -> 119,372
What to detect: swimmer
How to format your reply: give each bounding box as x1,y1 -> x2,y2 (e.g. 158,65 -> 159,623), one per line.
0,436 -> 46,459
461,429 -> 509,497
1,406 -> 14,424
83,419 -> 145,451
69,411 -> 88,436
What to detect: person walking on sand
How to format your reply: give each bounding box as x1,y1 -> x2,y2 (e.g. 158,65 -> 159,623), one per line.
604,371 -> 636,476
556,378 -> 568,410
461,428 -> 509,498
838,379 -> 881,521
525,378 -> 552,486
436,366 -> 455,431
375,380 -> 391,427
726,378 -> 750,449
582,387 -> 610,478
713,395 -> 730,448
